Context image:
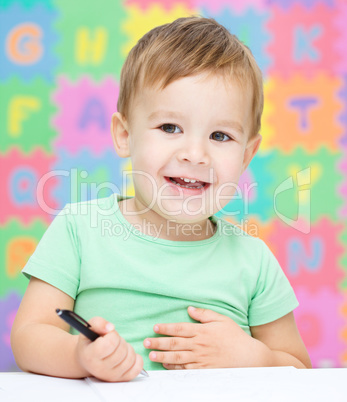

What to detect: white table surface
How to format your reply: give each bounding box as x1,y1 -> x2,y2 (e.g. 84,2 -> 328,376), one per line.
1,367 -> 346,402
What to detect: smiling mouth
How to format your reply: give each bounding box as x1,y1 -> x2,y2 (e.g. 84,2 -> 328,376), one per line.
166,177 -> 208,189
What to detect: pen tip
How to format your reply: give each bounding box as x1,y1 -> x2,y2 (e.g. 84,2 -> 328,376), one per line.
56,308 -> 60,313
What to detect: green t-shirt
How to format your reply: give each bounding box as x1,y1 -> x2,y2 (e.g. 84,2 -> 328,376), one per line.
23,193 -> 298,371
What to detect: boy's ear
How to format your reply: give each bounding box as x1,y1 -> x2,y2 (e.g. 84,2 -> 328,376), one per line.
111,112 -> 131,158
241,133 -> 262,174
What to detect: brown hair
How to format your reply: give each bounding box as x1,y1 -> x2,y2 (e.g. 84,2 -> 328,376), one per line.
117,16 -> 263,138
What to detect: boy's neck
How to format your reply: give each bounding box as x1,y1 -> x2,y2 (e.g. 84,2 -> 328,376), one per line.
118,198 -> 216,242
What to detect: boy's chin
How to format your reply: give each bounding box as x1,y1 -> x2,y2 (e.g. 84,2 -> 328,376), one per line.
158,212 -> 214,225
156,207 -> 216,223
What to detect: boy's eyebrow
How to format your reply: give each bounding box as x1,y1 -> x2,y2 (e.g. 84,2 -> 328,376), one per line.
148,110 -> 245,135
148,110 -> 184,121
216,120 -> 245,135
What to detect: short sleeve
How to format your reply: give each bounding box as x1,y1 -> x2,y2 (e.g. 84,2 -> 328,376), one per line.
248,240 -> 299,327
22,205 -> 81,299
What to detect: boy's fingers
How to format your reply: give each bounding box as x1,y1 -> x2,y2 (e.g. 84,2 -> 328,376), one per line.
112,352 -> 144,382
153,322 -> 197,337
149,350 -> 195,365
77,316 -> 118,355
100,334 -> 127,362
118,349 -> 143,381
111,342 -> 133,370
144,336 -> 191,351
75,316 -> 143,382
102,343 -> 142,381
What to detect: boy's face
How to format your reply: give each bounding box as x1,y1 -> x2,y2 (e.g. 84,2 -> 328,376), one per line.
112,73 -> 261,224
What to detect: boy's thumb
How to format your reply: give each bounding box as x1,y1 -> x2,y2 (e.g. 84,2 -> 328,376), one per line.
87,316 -> 115,336
187,306 -> 221,323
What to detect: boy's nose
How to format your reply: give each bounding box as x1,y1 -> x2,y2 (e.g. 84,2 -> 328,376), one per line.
176,139 -> 210,166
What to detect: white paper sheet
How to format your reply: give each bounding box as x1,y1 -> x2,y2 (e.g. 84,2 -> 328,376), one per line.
0,372 -> 97,402
1,368 -> 346,402
87,367 -> 347,402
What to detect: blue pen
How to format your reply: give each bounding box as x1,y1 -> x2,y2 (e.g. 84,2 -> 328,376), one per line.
56,309 -> 149,377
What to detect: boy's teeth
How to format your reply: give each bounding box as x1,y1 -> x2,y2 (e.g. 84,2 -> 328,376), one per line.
170,177 -> 205,189
181,177 -> 197,183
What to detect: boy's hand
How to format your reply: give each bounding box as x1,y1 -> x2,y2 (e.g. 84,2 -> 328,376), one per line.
143,307 -> 269,370
76,316 -> 144,382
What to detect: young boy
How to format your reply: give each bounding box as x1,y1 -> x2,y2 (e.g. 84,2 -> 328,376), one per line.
11,17 -> 311,382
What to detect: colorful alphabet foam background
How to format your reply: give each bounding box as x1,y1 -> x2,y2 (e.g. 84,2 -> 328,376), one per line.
1,0 -> 346,371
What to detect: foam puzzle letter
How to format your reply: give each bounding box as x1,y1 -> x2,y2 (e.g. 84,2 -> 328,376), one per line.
79,97 -> 107,130
288,97 -> 319,131
288,237 -> 323,276
75,27 -> 107,65
6,23 -> 43,64
293,25 -> 321,63
8,96 -> 41,137
7,237 -> 37,278
10,168 -> 37,205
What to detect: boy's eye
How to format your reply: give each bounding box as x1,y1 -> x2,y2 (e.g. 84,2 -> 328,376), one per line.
160,124 -> 181,134
210,132 -> 231,142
